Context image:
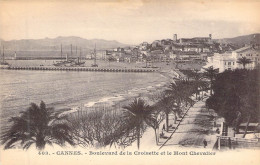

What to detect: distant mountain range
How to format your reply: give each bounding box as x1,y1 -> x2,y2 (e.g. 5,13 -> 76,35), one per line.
0,36 -> 128,52
214,33 -> 260,47
0,34 -> 259,58
1,34 -> 259,52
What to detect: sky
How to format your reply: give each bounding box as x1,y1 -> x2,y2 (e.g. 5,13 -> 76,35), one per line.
0,0 -> 260,44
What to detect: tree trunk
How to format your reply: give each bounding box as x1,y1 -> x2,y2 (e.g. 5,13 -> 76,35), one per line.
136,125 -> 140,149
154,128 -> 158,145
36,133 -> 46,150
174,112 -> 177,124
166,113 -> 169,132
210,82 -> 212,96
175,102 -> 181,124
210,77 -> 214,96
235,122 -> 240,134
243,115 -> 251,138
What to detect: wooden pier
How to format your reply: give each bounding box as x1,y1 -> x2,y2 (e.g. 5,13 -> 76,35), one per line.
2,66 -> 158,73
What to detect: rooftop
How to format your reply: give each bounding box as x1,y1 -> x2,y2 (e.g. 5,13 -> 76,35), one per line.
234,46 -> 252,53
240,123 -> 259,127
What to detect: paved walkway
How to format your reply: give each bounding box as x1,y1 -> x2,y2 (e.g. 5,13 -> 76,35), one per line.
126,94 -> 222,150
159,99 -> 220,150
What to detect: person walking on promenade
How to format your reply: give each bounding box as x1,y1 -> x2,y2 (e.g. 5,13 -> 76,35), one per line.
162,124 -> 165,131
228,137 -> 232,149
216,128 -> 220,134
203,139 -> 207,148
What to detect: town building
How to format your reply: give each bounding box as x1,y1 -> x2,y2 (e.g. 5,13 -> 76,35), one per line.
171,51 -> 201,61
232,46 -> 260,68
173,34 -> 212,45
104,33 -> 231,63
203,46 -> 260,72
169,34 -> 214,56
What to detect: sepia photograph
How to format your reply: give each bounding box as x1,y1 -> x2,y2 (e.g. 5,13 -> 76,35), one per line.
0,0 -> 259,164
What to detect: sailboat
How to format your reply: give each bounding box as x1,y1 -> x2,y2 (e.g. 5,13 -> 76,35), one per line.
54,44 -> 65,66
0,45 -> 10,69
91,44 -> 98,67
53,44 -> 73,66
74,47 -> 85,66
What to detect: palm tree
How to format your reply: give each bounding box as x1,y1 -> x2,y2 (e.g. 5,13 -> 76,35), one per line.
191,72 -> 208,100
145,107 -> 163,145
157,95 -> 177,132
176,70 -> 205,100
181,80 -> 196,106
237,57 -> 252,69
203,66 -> 219,95
122,98 -> 153,149
165,80 -> 192,124
1,101 -> 74,150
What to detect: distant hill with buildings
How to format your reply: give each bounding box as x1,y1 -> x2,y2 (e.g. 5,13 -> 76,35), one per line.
214,33 -> 260,47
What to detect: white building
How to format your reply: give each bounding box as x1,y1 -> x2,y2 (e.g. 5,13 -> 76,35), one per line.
232,46 -> 260,69
203,46 -> 260,72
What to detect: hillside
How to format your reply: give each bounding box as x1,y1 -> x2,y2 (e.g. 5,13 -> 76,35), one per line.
0,36 -> 128,52
214,33 -> 260,47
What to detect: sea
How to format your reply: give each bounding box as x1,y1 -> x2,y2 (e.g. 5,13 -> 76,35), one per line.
0,60 -> 169,129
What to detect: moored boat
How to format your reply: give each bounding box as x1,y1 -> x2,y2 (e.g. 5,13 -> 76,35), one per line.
0,62 -> 9,69
0,45 -> 9,69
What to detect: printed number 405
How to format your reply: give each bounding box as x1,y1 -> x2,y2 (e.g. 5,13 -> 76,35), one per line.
38,151 -> 49,155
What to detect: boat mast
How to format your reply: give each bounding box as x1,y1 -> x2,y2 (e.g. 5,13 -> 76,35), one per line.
2,45 -> 4,63
71,44 -> 73,59
80,48 -> 82,63
61,44 -> 63,60
76,46 -> 77,57
94,44 -> 96,65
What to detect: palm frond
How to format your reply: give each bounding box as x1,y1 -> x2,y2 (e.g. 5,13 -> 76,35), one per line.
1,101 -> 75,150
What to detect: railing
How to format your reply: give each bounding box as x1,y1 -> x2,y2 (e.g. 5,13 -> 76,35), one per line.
215,135 -> 259,150
219,136 -> 258,143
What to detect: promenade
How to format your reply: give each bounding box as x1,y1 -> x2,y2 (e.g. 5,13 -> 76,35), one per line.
126,95 -> 222,150
158,98 -> 221,150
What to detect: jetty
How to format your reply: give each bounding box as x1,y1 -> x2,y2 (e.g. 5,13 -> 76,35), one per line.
2,66 -> 158,73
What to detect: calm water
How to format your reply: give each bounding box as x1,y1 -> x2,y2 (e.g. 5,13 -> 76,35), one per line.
0,69 -> 167,128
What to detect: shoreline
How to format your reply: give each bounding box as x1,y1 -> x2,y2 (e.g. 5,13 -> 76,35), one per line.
0,69 -> 168,129
59,73 -> 172,117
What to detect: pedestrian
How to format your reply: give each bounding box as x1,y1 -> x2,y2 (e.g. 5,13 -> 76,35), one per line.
228,137 -> 232,149
216,128 -> 220,134
203,139 -> 207,148
162,124 -> 165,131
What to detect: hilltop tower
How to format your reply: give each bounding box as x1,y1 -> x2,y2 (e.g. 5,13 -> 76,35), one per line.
251,34 -> 259,49
173,34 -> 177,42
209,34 -> 212,39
